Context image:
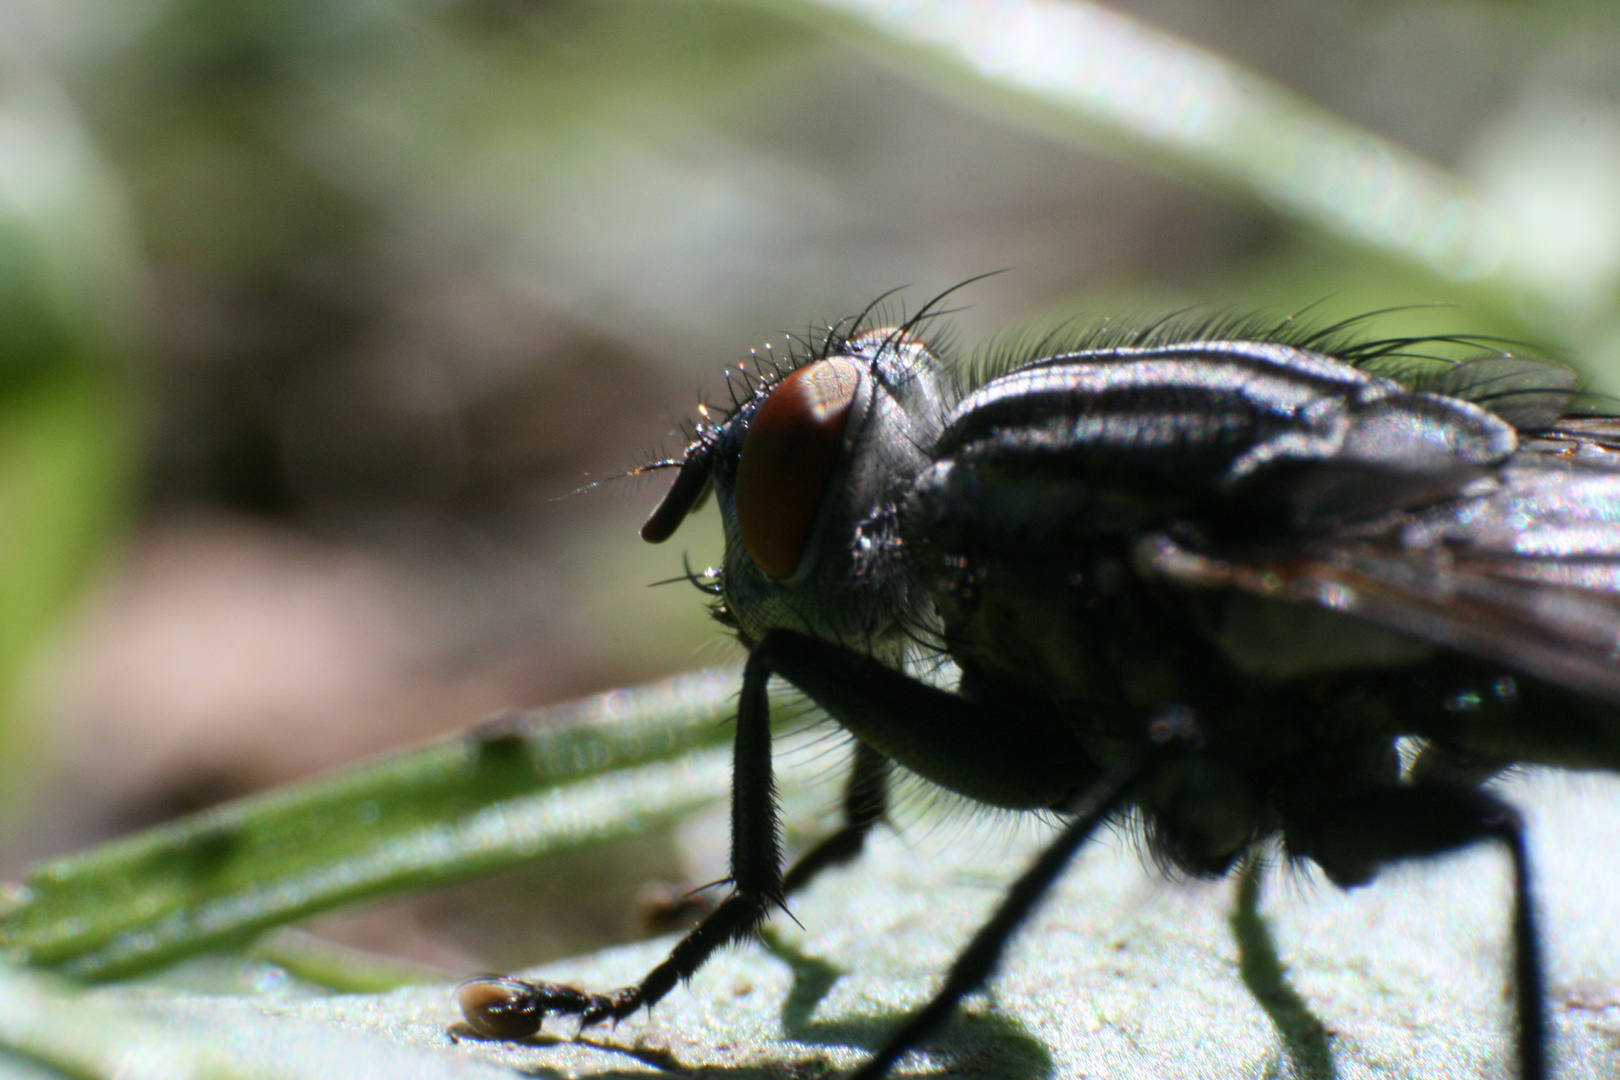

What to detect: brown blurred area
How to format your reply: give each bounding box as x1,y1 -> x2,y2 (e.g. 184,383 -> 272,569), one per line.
2,0 -> 1612,974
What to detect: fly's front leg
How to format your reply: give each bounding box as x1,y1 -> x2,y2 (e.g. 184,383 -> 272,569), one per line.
783,741 -> 890,897
458,642 -> 786,1040
1287,783 -> 1546,1080
459,628 -> 1108,1057
752,630 -> 1095,811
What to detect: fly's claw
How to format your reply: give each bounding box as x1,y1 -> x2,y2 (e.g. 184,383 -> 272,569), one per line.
584,987 -> 644,1026
457,976 -> 642,1039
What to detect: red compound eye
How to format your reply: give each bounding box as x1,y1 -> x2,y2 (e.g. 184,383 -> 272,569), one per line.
734,359 -> 862,579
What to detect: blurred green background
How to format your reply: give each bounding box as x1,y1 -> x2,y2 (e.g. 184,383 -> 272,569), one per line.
1,0 -> 1618,976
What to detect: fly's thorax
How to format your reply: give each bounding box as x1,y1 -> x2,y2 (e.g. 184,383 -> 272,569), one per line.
901,443 -> 1206,713
711,330 -> 951,653
897,338 -> 1525,720
904,497 -> 1191,718
927,341 -> 1520,535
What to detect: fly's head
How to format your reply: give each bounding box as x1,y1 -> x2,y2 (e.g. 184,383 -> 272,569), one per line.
642,326 -> 951,658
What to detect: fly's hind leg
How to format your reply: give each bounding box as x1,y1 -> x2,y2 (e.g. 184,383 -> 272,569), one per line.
1287,783 -> 1546,1080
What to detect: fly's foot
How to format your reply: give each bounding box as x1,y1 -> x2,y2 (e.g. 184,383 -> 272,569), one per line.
457,975 -> 643,1039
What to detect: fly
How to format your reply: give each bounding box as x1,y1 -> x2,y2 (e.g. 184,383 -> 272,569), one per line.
459,290 -> 1620,1080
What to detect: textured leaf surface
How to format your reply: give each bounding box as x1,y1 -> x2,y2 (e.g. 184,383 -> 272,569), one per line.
5,769 -> 1617,1079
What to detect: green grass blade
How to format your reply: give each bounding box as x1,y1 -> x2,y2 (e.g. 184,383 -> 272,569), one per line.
0,668 -> 776,981
776,0 -> 1557,313
247,928 -> 452,994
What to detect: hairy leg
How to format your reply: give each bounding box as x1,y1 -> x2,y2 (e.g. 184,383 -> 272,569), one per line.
459,642 -> 787,1038
849,752 -> 1149,1080
783,740 -> 890,897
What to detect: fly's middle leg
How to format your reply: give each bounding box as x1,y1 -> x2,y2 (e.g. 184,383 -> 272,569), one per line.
783,740 -> 890,896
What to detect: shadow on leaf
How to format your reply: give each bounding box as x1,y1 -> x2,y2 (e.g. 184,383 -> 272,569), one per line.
760,927 -> 1052,1080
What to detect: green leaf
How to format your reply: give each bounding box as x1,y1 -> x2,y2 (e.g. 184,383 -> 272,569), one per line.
0,669 -> 801,981
0,960 -> 495,1080
2,769 -> 1616,1078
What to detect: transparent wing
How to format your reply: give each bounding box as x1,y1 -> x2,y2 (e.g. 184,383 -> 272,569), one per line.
1145,423 -> 1620,704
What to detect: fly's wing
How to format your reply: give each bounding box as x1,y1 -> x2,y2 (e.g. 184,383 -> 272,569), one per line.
934,342 -> 1620,697
1144,418 -> 1620,704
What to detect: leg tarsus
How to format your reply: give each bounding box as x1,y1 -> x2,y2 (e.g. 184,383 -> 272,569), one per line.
458,975 -> 616,1039
460,879 -> 780,1037
1504,818 -> 1546,1080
